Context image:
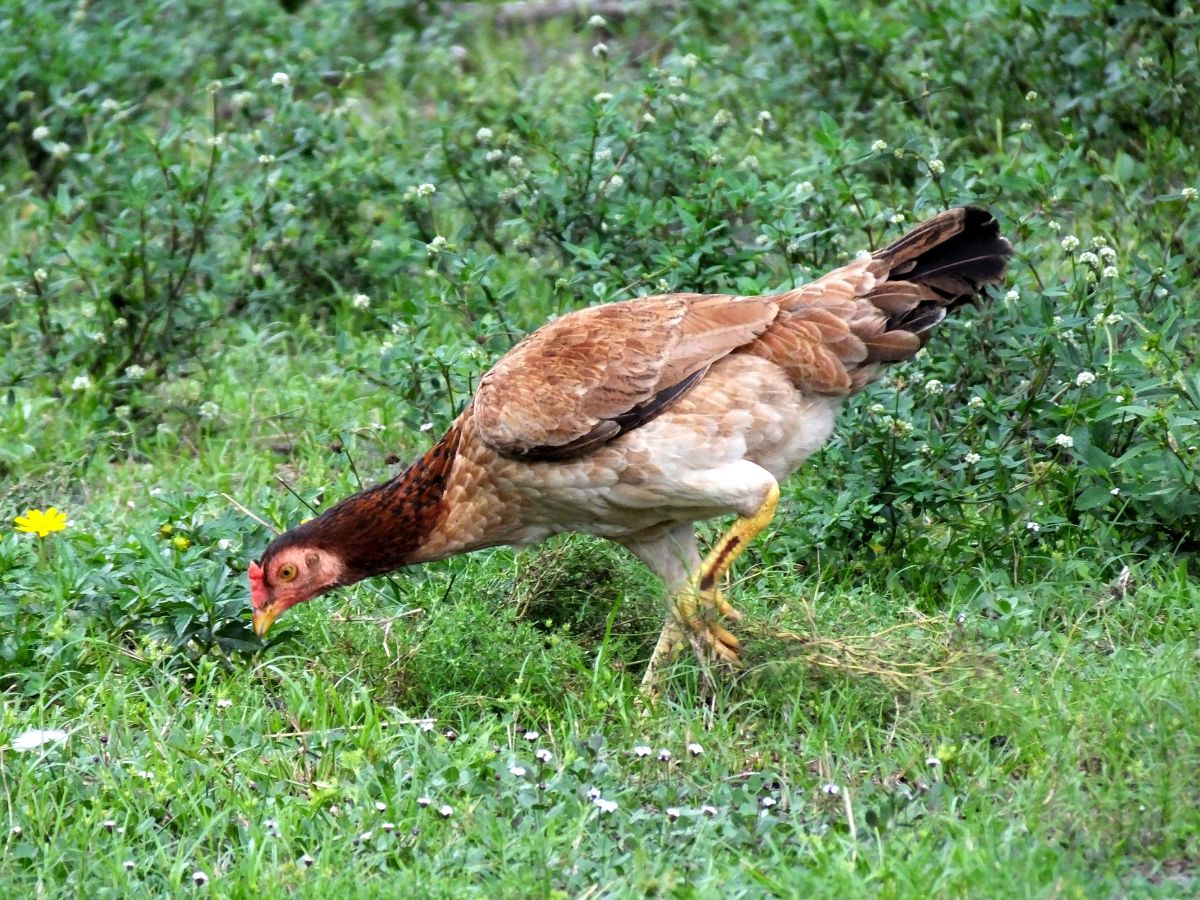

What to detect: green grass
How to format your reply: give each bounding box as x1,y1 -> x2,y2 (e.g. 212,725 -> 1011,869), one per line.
3,0 -> 1199,896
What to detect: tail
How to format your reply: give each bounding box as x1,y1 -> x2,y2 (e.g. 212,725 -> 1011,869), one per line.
866,205 -> 1013,340
758,207 -> 1012,394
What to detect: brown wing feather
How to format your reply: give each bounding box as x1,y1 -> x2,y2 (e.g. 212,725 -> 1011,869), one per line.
473,293 -> 779,460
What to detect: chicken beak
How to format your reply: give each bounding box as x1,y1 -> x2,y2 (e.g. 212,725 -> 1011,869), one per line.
252,605 -> 280,638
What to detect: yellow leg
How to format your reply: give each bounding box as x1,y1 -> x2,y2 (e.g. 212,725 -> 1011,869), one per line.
640,618 -> 685,691
643,483 -> 781,687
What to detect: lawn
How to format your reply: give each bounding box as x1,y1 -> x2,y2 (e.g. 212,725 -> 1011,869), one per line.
2,1 -> 1198,896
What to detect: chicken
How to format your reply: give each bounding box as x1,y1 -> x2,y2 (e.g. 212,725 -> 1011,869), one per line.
249,206 -> 1011,687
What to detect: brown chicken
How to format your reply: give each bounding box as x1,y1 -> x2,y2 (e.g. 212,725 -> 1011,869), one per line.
250,206 -> 1011,686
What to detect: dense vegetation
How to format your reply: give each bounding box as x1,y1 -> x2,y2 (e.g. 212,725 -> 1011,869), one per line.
2,0 -> 1198,895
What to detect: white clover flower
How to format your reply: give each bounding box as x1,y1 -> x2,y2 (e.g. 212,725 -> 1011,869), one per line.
232,91 -> 254,108
216,698 -> 232,709
1019,121 -> 1033,131
1098,246 -> 1116,261
1061,235 -> 1080,252
99,97 -> 122,113
199,401 -> 220,419
123,860 -> 135,871
1077,251 -> 1099,266
592,91 -> 613,103
1025,90 -> 1038,101
71,375 -> 91,391
416,182 -> 436,198
10,826 -> 21,836
427,235 -> 448,254
687,742 -> 703,756
666,75 -> 684,88
889,212 -> 905,225
588,14 -> 607,27
485,148 -> 504,164
871,139 -> 888,152
258,153 -> 276,165
968,395 -> 984,408
12,729 -> 69,752
32,125 -> 50,141
509,766 -> 527,778
506,154 -> 526,171
419,422 -> 434,432
925,756 -> 942,767
711,109 -> 731,128
794,181 -> 815,196
594,148 -> 612,162
633,745 -> 651,758
192,871 -> 209,886
927,158 -> 945,175
592,42 -> 609,58
438,804 -> 453,818
1111,487 -> 1120,496
1102,266 -> 1118,279
1054,433 -> 1074,448
51,141 -> 71,159
869,403 -> 887,415
964,451 -> 981,465
535,748 -> 553,763
657,749 -> 672,762
758,109 -> 773,124
1182,187 -> 1197,200
602,173 -> 623,193
352,293 -> 371,309
475,127 -> 494,143
1047,220 -> 1061,232
641,112 -> 656,125
417,796 -> 432,807
1105,312 -> 1123,325
206,135 -> 223,148
821,783 -> 841,796
592,798 -> 618,813
924,378 -> 944,395
374,801 -> 387,812
1075,371 -> 1096,387
271,72 -> 290,87
759,796 -> 777,809
523,729 -> 539,741
681,53 -> 699,68
124,364 -> 146,380
1027,521 -> 1040,533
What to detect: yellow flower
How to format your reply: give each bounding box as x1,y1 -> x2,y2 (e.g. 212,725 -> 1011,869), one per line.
172,535 -> 191,551
14,507 -> 68,538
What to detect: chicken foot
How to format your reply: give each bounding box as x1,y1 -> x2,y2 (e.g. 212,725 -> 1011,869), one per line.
640,482 -> 780,689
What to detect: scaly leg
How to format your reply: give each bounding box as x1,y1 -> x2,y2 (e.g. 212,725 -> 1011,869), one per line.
637,482 -> 781,689
674,481 -> 780,663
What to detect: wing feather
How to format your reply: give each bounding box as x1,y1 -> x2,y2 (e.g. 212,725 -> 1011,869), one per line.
473,293 -> 778,460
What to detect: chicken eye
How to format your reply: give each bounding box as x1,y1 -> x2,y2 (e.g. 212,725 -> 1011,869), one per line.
277,563 -> 298,583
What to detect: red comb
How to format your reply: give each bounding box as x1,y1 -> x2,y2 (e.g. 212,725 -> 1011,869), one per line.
248,560 -> 266,608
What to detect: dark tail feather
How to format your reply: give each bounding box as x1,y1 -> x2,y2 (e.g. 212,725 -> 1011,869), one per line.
871,206 -> 1012,336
